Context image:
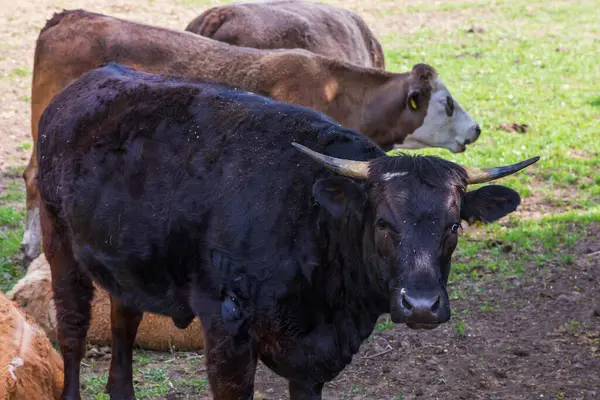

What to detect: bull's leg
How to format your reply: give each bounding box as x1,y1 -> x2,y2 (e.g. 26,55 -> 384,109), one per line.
40,204 -> 93,400
105,295 -> 143,400
289,381 -> 325,400
200,316 -> 257,400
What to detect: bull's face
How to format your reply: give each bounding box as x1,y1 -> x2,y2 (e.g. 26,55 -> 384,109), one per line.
293,143 -> 539,330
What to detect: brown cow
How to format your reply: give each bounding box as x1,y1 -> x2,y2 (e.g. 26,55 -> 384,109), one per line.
7,253 -> 205,352
185,0 -> 385,69
21,9 -> 481,260
0,292 -> 64,400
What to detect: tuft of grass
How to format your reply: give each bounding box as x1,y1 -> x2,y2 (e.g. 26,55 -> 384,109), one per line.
9,67 -> 31,77
81,352 -> 208,399
81,373 -> 108,400
0,178 -> 25,292
455,319 -> 466,337
18,142 -> 32,151
376,317 -> 393,331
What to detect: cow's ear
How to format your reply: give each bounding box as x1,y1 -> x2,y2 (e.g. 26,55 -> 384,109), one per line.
312,177 -> 365,218
461,185 -> 521,223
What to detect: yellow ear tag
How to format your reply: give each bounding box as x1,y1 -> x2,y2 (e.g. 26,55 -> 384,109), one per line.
410,98 -> 417,109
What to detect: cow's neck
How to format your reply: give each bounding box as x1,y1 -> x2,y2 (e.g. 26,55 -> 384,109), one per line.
319,60 -> 398,135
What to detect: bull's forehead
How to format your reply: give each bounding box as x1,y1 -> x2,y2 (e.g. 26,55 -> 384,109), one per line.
375,173 -> 464,220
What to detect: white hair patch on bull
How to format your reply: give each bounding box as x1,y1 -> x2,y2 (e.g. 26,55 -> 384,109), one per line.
381,171 -> 408,181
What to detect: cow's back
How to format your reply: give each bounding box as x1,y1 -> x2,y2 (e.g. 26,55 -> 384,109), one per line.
185,0 -> 384,69
37,63 -> 382,316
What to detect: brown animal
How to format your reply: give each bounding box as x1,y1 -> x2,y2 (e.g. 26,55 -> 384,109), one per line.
20,9 -> 482,261
185,0 -> 385,69
7,254 -> 205,351
0,291 -> 64,400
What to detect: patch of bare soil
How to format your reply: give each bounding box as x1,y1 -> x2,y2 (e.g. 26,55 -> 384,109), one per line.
81,223 -> 600,399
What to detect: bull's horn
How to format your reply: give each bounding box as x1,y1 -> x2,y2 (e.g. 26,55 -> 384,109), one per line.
291,142 -> 370,179
464,156 -> 540,184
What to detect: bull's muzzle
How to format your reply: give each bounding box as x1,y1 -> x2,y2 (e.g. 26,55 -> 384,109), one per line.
390,289 -> 451,329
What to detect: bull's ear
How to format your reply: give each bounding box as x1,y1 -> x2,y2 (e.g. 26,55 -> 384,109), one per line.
461,185 -> 521,224
312,177 -> 365,218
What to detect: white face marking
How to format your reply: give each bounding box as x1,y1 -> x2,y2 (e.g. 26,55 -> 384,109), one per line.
381,171 -> 408,181
21,207 -> 42,261
396,77 -> 480,153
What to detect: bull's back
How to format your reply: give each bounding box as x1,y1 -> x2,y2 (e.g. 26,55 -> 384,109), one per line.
36,63 -> 381,316
36,63 -> 219,315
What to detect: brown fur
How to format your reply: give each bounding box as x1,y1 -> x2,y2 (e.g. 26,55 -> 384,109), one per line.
185,0 -> 385,69
22,9 -> 443,240
7,254 -> 205,352
0,292 -> 64,400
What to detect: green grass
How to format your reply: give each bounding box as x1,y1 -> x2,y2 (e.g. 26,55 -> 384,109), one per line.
0,175 -> 25,292
381,0 -> 600,288
9,67 -> 31,77
385,2 -> 600,204
81,359 -> 207,399
449,207 -> 599,284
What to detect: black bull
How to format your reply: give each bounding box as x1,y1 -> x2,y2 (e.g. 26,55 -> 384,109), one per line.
37,63 -> 538,400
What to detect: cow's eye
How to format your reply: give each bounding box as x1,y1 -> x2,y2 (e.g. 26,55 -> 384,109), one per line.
445,96 -> 454,117
451,222 -> 461,233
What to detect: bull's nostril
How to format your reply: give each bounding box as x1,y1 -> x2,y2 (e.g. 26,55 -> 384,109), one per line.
431,295 -> 441,313
475,125 -> 481,138
401,295 -> 412,311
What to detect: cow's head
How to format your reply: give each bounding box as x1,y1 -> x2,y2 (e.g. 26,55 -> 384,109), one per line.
362,64 -> 480,153
293,142 -> 538,329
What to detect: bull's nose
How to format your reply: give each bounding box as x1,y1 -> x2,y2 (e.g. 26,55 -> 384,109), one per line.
393,291 -> 450,327
401,293 -> 440,319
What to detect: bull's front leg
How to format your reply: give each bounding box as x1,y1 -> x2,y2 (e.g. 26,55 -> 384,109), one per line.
204,323 -> 257,400
105,295 -> 143,400
289,381 -> 325,400
41,202 -> 93,400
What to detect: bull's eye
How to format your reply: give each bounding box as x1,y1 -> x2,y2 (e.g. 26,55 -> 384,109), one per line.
376,219 -> 389,230
451,223 -> 461,233
376,218 -> 396,233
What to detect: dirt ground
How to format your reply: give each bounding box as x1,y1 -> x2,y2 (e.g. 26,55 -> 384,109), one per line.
0,0 -> 599,399
80,223 -> 600,400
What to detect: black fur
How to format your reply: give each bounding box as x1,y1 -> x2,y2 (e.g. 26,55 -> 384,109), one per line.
37,62 -> 523,400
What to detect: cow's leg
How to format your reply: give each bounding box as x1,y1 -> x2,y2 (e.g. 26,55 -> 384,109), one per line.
105,295 -> 143,400
204,326 -> 257,400
289,381 -> 325,400
40,204 -> 93,400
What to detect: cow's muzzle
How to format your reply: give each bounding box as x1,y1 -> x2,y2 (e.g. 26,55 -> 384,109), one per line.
390,289 -> 451,329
